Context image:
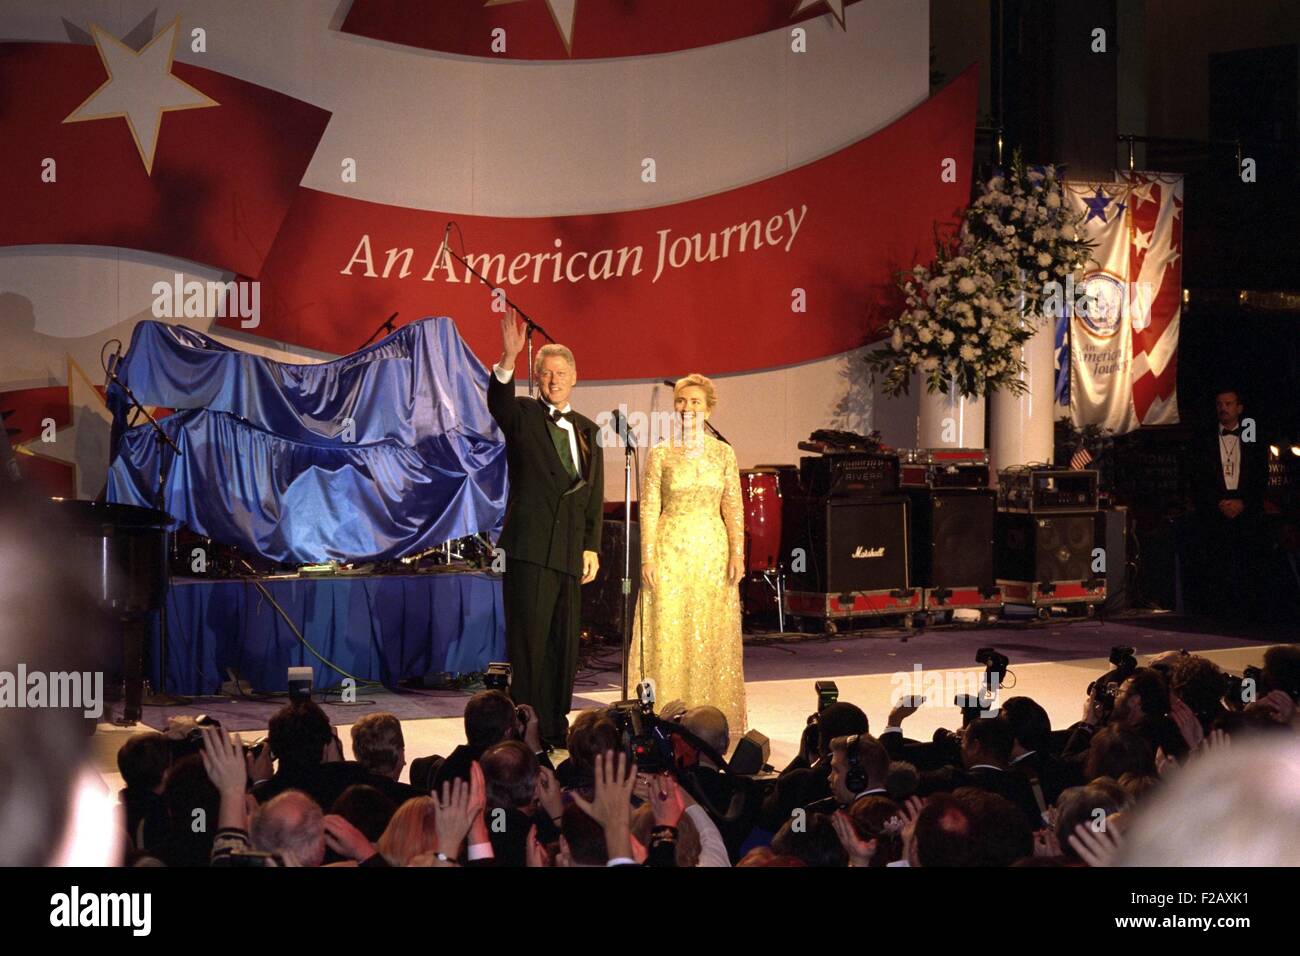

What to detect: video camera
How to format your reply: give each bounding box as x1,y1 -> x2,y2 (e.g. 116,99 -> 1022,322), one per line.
1086,645 -> 1138,718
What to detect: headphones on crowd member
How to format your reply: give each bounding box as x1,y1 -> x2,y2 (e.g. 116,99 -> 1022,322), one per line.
842,734 -> 867,795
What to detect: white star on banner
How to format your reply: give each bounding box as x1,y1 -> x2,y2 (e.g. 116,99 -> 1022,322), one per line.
63,19 -> 218,175
1128,181 -> 1157,208
1132,227 -> 1152,255
792,0 -> 847,29
486,0 -> 579,55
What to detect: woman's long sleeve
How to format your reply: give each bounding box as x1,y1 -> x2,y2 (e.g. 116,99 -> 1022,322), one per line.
640,445 -> 663,564
720,444 -> 745,566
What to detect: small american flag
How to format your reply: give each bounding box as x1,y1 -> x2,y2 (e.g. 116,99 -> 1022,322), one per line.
1070,445 -> 1094,470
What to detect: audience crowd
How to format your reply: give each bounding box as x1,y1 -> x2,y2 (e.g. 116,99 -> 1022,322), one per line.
110,644 -> 1300,867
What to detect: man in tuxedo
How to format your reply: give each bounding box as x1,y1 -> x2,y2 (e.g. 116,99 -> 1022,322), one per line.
488,312 -> 604,748
1191,387 -> 1269,618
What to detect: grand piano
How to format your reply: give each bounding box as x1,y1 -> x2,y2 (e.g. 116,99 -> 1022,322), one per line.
49,498 -> 174,723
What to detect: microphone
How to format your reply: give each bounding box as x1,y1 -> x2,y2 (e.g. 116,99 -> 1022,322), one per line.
662,378 -> 676,388
609,407 -> 633,449
436,221 -> 454,270
104,347 -> 122,386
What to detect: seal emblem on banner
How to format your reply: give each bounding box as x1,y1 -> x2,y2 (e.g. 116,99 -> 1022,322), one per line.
1076,271 -> 1125,338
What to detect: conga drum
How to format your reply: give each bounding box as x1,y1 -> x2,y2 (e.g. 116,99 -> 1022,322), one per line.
740,468 -> 782,574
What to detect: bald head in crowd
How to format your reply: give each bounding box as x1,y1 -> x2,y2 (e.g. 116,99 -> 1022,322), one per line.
251,790 -> 325,867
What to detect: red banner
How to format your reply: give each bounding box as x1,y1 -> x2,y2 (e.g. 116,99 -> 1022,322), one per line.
341,0 -> 867,60
231,67 -> 978,379
0,42 -> 331,279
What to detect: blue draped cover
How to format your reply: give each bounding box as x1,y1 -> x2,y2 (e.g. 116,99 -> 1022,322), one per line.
154,572 -> 505,693
106,317 -> 506,563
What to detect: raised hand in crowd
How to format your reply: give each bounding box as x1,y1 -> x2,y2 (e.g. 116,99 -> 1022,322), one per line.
1169,696 -> 1204,751
831,809 -> 876,867
323,815 -> 378,862
898,795 -> 925,865
1067,820 -> 1123,867
435,772 -> 475,859
525,824 -> 550,868
649,773 -> 686,829
1247,690 -> 1297,726
888,696 -> 925,727
535,764 -> 565,826
200,726 -> 252,832
572,751 -> 637,861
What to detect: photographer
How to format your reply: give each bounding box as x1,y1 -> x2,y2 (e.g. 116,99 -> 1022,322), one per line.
803,734 -> 890,814
759,702 -> 868,829
1065,663 -> 1184,761
252,700 -> 375,811
419,690 -> 553,792
1001,696 -> 1079,809
479,740 -> 563,866
914,719 -> 1043,830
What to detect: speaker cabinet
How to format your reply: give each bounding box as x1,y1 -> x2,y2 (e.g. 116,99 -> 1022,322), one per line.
788,495 -> 909,593
580,519 -> 639,639
996,512 -> 1096,583
907,488 -> 996,588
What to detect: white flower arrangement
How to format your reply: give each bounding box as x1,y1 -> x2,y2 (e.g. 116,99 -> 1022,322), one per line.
867,152 -> 1095,399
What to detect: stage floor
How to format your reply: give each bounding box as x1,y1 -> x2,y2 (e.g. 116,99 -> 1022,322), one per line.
91,611 -> 1290,793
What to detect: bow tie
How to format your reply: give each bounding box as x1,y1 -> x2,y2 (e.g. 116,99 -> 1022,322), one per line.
1221,427 -> 1242,437
547,406 -> 575,425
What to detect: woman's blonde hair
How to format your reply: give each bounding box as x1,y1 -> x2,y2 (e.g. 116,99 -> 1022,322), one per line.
377,796 -> 438,866
673,373 -> 717,410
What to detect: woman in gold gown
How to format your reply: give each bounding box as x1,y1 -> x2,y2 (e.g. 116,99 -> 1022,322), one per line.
629,374 -> 747,738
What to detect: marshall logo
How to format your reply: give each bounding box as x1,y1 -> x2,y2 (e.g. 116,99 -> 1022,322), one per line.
852,545 -> 886,559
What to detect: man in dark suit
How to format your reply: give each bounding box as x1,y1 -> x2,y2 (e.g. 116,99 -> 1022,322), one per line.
912,718 -> 1044,831
252,701 -> 384,811
488,312 -> 604,747
1190,387 -> 1269,618
1000,696 -> 1079,809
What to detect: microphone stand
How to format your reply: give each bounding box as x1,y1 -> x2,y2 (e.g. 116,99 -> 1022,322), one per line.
106,357 -> 188,712
439,243 -> 555,396
357,312 -> 400,351
613,411 -> 635,700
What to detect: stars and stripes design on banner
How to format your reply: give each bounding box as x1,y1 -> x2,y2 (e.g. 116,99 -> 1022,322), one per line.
1060,172 -> 1182,434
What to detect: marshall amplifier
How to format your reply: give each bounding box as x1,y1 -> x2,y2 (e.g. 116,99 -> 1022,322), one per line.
787,495 -> 909,592
800,452 -> 899,499
998,468 -> 1099,513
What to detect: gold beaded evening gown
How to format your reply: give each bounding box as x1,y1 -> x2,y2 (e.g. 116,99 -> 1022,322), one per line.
629,432 -> 747,736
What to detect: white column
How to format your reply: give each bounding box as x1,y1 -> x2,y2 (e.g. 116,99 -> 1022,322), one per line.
916,378 -> 986,448
989,313 -> 1057,469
